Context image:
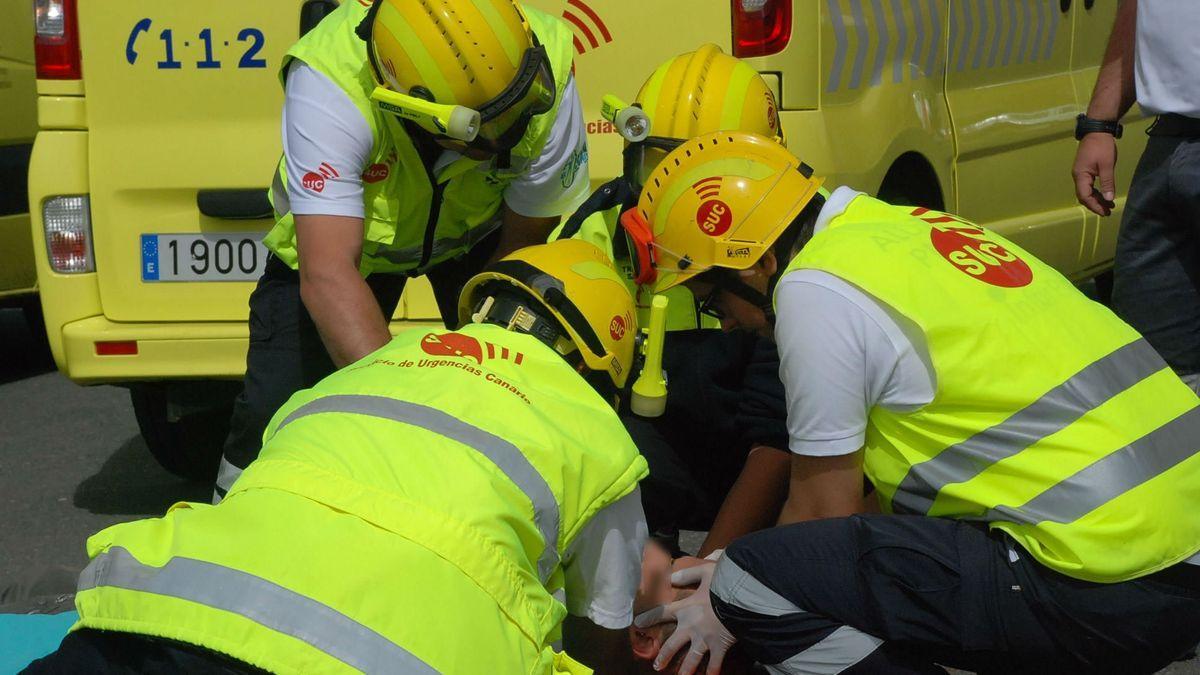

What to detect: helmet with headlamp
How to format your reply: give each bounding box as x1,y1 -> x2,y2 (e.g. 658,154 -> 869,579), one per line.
355,0 -> 557,160
623,44 -> 786,191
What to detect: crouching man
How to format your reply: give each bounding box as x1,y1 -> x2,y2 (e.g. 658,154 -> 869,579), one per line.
27,241 -> 649,675
634,132 -> 1200,675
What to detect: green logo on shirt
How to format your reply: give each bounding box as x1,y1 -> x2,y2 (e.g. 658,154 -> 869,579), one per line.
560,144 -> 589,189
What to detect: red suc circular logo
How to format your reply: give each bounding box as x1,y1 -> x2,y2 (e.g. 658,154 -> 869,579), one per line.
929,226 -> 1033,288
362,163 -> 390,183
301,171 -> 326,193
696,200 -> 733,237
609,314 -> 627,341
766,92 -> 779,132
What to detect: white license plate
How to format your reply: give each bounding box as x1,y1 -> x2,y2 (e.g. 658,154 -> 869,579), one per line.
141,233 -> 268,282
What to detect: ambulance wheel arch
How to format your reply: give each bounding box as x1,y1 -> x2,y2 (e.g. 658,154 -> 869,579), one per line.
876,152 -> 945,211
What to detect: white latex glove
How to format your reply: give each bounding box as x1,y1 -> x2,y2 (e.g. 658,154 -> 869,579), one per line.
633,560 -> 736,675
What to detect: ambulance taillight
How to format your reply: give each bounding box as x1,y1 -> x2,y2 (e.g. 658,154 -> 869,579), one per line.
34,0 -> 81,80
732,0 -> 792,58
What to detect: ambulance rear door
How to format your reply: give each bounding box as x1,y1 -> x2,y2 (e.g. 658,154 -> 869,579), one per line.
944,0 -> 1085,276
77,1 -> 324,322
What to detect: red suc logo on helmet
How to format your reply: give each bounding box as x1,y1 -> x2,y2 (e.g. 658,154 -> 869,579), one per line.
362,163 -> 390,183
916,208 -> 1033,288
696,200 -> 733,237
766,91 -> 779,132
692,177 -> 733,237
609,314 -> 627,341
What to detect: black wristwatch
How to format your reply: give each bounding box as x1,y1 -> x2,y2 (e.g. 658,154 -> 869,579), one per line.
1075,113 -> 1123,141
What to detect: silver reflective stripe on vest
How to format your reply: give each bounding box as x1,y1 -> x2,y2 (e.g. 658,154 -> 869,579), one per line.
984,406 -> 1200,525
78,546 -> 438,674
374,219 -> 501,269
274,394 -> 561,581
892,339 -> 1167,515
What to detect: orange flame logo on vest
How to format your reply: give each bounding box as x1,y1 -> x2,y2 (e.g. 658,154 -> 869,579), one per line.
420,332 -> 525,365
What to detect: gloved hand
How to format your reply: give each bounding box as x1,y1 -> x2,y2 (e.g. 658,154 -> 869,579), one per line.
633,560 -> 736,675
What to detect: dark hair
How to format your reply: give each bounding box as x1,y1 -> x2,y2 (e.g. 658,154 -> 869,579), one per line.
773,190 -> 826,271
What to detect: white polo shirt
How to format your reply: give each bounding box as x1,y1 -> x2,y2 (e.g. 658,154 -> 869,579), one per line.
775,187 -> 937,457
1135,1 -> 1200,118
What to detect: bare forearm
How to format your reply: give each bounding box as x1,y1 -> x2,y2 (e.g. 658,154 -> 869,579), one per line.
1087,0 -> 1138,120
776,451 -> 866,525
300,270 -> 392,368
699,446 -> 791,556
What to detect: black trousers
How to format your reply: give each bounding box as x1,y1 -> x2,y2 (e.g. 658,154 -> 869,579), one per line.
23,629 -> 264,674
1112,116 -> 1200,378
711,515 -> 1200,674
216,233 -> 499,498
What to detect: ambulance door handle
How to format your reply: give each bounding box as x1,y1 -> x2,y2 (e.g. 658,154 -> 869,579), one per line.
300,0 -> 338,37
1059,0 -> 1070,12
197,189 -> 273,220
1083,0 -> 1094,9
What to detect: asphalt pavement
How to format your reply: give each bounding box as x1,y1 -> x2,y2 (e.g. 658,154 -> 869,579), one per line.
0,306 -> 1196,673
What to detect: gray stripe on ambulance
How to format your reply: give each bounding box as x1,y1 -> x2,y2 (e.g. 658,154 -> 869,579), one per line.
889,0 -> 907,84
1031,0 -> 1046,64
1017,0 -> 1032,64
77,546 -> 438,674
909,0 -> 925,80
827,0 -> 848,93
972,0 -> 988,70
849,0 -> 870,90
274,394 -> 561,581
891,339 -> 1168,516
923,0 -> 941,77
869,0 -> 890,86
984,406 -> 1200,526
1001,0 -> 1018,66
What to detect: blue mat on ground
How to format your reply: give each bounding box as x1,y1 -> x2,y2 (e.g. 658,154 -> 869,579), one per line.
0,611 -> 77,674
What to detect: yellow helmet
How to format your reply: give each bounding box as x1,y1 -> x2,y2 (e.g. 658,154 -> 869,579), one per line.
636,43 -> 784,145
621,44 -> 785,191
458,240 -> 638,388
623,131 -> 823,294
359,0 -> 556,154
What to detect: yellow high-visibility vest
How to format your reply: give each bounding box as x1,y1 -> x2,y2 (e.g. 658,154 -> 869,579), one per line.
781,194 -> 1200,582
73,323 -> 648,673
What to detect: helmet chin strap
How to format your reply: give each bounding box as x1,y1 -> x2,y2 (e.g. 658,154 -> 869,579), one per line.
722,275 -> 776,326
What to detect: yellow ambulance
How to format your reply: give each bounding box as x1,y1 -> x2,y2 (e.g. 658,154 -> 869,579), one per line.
0,1 -> 38,328
28,0 -> 1147,478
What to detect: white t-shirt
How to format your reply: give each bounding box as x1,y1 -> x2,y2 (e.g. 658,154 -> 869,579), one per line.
775,187 -> 936,457
1135,1 -> 1200,118
281,62 -> 591,220
561,488 -> 647,629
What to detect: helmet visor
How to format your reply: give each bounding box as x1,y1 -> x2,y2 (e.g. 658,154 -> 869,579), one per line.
476,44 -> 556,144
623,136 -> 686,191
